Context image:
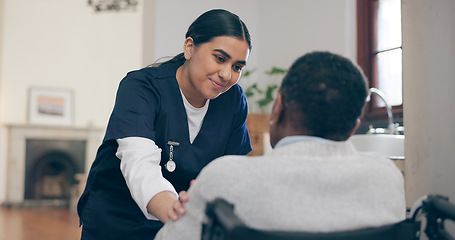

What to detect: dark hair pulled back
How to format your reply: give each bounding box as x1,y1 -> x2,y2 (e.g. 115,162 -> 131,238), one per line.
155,9 -> 251,65
186,9 -> 251,49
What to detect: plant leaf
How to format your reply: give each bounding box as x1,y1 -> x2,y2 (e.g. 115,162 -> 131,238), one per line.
265,67 -> 287,75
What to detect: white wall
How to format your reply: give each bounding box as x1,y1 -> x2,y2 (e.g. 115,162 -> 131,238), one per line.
402,0 -> 455,207
0,0 -> 144,127
0,0 -> 5,206
0,0 -> 144,203
256,0 -> 356,74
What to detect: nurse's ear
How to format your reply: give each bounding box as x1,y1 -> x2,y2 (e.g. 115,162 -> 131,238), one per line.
183,37 -> 194,60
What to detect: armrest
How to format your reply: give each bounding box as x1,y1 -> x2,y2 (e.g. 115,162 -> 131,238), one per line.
423,195 -> 455,240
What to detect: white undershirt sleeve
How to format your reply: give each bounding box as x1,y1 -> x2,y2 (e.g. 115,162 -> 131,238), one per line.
116,137 -> 178,221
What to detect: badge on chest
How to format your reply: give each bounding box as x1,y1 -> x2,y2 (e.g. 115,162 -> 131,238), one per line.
165,141 -> 180,172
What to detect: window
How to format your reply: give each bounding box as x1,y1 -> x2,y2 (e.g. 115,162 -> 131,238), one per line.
357,0 -> 403,120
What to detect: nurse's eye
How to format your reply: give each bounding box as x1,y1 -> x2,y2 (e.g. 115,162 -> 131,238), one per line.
233,65 -> 243,73
214,55 -> 226,63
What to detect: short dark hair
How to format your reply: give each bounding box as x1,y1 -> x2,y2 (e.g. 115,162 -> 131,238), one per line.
279,51 -> 368,141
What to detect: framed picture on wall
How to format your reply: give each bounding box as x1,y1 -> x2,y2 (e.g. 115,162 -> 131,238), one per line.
28,87 -> 74,126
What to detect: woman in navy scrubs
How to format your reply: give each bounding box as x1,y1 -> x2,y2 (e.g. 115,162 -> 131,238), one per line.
77,9 -> 252,239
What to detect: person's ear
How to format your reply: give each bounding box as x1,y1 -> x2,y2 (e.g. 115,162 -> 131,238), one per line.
269,92 -> 285,148
270,92 -> 284,126
183,37 -> 194,60
347,118 -> 361,140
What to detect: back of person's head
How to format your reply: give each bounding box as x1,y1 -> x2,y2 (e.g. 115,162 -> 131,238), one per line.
279,51 -> 368,141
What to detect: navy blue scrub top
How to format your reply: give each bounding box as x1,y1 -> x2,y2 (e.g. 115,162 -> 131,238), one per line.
77,60 -> 252,239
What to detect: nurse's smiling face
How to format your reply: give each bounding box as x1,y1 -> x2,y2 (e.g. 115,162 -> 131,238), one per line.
178,36 -> 250,107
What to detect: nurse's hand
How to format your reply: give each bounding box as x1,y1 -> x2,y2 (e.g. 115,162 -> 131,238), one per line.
167,191 -> 189,221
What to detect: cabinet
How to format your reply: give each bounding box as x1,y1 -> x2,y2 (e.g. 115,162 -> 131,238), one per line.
246,114 -> 270,156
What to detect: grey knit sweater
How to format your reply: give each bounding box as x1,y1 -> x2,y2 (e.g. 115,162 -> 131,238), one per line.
155,139 -> 405,240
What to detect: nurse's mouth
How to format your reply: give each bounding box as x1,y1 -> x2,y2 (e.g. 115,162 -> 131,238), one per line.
210,79 -> 225,90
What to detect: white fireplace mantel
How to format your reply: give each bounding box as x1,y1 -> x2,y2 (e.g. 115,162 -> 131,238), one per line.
5,124 -> 104,205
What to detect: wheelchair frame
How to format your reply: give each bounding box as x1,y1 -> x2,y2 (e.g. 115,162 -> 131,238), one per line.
201,195 -> 455,240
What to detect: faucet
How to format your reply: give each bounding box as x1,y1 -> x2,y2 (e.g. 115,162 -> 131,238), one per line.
367,88 -> 400,135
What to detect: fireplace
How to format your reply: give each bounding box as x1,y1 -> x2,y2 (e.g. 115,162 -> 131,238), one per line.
24,139 -> 86,203
5,124 -> 104,207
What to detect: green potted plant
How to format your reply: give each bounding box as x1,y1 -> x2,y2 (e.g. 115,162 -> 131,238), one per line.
243,67 -> 287,113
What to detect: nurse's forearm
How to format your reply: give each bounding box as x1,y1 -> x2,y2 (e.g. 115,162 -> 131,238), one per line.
147,191 -> 177,223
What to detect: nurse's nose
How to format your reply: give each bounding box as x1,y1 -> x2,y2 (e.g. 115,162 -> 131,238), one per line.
218,64 -> 232,82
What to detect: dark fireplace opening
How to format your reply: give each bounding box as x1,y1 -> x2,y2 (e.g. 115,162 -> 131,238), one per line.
24,139 -> 86,207
26,151 -> 76,200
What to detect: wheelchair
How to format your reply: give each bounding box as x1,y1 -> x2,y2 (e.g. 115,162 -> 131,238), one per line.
201,195 -> 455,240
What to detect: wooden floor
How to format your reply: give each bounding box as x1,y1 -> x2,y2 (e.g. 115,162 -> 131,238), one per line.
0,206 -> 81,240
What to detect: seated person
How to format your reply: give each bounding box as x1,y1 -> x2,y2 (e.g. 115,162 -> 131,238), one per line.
154,51 -> 406,240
